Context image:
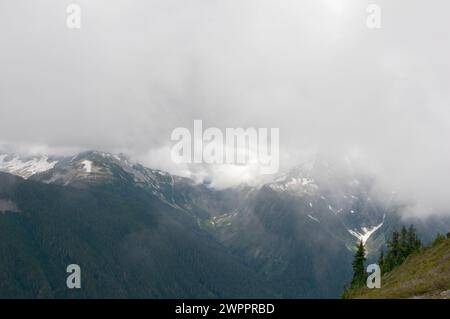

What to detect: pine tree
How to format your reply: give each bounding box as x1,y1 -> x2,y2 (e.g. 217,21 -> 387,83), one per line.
351,241 -> 366,288
407,225 -> 421,253
378,249 -> 385,272
400,226 -> 409,258
386,230 -> 398,270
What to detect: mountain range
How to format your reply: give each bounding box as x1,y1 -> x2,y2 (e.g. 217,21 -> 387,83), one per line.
0,150 -> 449,298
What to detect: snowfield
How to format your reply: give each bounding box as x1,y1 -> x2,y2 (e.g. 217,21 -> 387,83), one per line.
0,154 -> 58,179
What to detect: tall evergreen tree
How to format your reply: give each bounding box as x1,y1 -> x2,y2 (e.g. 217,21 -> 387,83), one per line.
378,249 -> 385,272
386,230 -> 400,269
351,241 -> 366,288
400,226 -> 409,258
407,225 -> 421,253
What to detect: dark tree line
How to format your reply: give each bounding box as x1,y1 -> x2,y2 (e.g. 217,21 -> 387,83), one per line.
378,225 -> 421,274
345,225 -> 422,292
343,226 -> 450,298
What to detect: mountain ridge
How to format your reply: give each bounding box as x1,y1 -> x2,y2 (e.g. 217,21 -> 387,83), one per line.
0,150 -> 449,298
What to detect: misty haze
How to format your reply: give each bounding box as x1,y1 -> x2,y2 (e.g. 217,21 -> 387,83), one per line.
0,0 -> 449,301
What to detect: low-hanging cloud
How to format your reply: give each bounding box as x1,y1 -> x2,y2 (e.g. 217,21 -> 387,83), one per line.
0,0 -> 449,217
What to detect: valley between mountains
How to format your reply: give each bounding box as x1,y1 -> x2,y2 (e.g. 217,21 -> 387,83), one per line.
0,151 -> 449,298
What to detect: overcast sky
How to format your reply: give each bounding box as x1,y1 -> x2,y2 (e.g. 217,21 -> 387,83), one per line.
1,0 -> 449,217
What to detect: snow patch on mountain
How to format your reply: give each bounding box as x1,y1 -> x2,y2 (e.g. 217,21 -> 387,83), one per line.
81,160 -> 93,173
348,217 -> 385,244
268,175 -> 318,194
307,214 -> 320,222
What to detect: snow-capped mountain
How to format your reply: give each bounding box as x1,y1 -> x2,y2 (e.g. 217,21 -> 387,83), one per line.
1,150 -> 447,255
29,151 -> 188,207
0,153 -> 58,179
257,159 -> 388,246
0,149 -> 448,298
0,151 -> 390,248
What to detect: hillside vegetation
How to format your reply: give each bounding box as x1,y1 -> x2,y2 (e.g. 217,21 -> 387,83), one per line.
347,235 -> 450,299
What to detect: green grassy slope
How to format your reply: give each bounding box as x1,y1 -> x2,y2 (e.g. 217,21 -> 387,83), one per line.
348,238 -> 450,299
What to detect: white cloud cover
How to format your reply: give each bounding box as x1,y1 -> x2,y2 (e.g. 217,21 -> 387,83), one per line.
0,0 -> 449,216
